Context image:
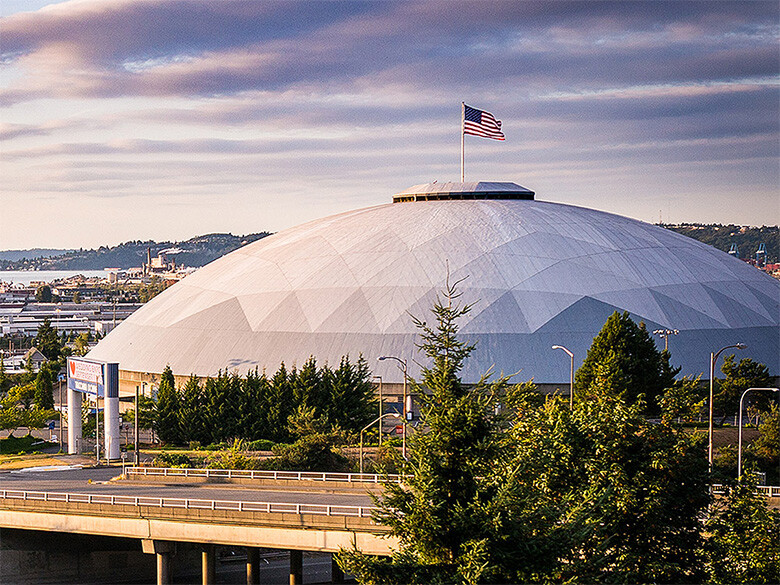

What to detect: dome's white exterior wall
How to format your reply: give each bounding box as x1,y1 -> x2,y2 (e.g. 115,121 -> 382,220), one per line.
88,198 -> 780,384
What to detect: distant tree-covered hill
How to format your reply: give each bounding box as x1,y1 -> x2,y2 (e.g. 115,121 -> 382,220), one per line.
0,233 -> 270,270
0,248 -> 73,262
661,224 -> 778,264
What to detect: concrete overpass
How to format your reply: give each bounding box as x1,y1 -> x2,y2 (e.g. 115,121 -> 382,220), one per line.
0,466 -> 399,584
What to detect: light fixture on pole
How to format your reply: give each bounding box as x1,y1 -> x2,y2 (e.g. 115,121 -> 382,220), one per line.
360,413 -> 401,473
708,343 -> 746,470
552,345 -> 574,409
378,356 -> 408,460
653,328 -> 679,351
372,375 -> 383,446
738,387 -> 779,478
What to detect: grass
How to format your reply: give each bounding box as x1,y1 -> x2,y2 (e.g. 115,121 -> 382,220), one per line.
0,434 -> 55,455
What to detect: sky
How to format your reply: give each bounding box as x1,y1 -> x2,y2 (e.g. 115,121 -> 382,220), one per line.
1,0 -> 778,250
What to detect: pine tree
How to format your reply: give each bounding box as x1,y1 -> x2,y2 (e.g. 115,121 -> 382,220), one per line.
155,365 -> 181,444
338,279 -> 513,584
34,318 -> 61,361
178,375 -> 209,446
574,311 -> 678,412
34,364 -> 55,410
267,363 -> 294,443
326,356 -> 376,434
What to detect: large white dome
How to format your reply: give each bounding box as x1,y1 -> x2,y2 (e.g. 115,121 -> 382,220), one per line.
89,182 -> 780,385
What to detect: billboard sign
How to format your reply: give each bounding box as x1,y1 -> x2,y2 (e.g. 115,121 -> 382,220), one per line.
67,357 -> 106,397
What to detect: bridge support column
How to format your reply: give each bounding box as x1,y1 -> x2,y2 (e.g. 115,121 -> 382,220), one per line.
141,539 -> 174,585
331,554 -> 344,583
246,547 -> 260,585
67,387 -> 82,454
201,544 -> 216,585
289,549 -> 303,585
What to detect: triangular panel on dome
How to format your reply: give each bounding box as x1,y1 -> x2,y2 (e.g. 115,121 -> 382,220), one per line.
462,290 -> 531,334
255,292 -> 313,333
296,254 -> 361,291
315,288 -> 381,333
534,296 -> 623,335
169,296 -> 253,332
705,279 -> 775,322
745,283 -> 780,318
647,289 -> 731,330
238,290 -> 308,331
648,283 -> 729,326
510,290 -> 582,332
490,252 -> 559,289
592,287 -> 668,327
516,260 -> 639,296
363,285 -> 433,333
137,284 -> 234,328
702,285 -> 775,328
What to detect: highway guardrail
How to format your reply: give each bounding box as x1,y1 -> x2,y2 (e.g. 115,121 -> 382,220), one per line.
0,489 -> 376,517
126,467 -> 402,483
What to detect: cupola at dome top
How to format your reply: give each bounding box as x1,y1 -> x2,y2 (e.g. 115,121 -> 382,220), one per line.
393,181 -> 535,203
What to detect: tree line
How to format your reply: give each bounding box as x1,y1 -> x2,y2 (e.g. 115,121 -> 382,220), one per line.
152,356 -> 377,447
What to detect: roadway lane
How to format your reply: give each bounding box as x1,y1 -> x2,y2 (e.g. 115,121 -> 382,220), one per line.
0,466 -> 376,507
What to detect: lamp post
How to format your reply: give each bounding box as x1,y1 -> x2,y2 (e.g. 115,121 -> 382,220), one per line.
552,345 -> 574,409
360,413 -> 401,473
738,387 -> 779,478
653,328 -> 679,351
372,376 -> 383,446
708,343 -> 746,469
134,385 -> 140,466
378,356 -> 408,460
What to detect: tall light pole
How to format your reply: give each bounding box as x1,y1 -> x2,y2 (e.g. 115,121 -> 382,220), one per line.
378,356 -> 408,460
552,345 -> 574,409
360,413 -> 400,473
372,375 -> 383,446
709,343 -> 746,469
738,387 -> 779,478
653,328 -> 679,351
134,385 -> 140,466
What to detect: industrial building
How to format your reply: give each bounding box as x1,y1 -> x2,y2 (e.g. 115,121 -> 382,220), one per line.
87,182 -> 780,394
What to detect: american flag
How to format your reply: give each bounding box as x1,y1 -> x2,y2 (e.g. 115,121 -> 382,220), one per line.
463,104 -> 505,140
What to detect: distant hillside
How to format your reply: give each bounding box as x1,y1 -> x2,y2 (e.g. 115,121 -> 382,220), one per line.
661,224 -> 778,264
0,248 -> 73,262
0,233 -> 270,270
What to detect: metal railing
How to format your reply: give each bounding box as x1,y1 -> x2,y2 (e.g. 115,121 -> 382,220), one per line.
126,466 -> 402,483
0,489 -> 376,517
711,484 -> 780,497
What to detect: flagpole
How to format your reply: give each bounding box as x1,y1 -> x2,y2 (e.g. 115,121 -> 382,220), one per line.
460,102 -> 465,182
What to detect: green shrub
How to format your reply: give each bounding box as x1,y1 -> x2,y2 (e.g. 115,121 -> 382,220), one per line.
245,439 -> 275,451
152,452 -> 192,468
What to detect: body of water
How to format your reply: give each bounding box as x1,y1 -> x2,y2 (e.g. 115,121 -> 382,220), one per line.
0,270 -> 109,286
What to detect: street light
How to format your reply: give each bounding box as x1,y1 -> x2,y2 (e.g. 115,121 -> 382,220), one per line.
372,375 -> 383,446
359,413 -> 401,473
653,328 -> 679,352
738,387 -> 779,478
709,343 -> 746,469
378,355 -> 408,460
552,345 -> 574,409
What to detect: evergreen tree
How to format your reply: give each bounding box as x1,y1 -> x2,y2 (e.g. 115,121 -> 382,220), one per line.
34,364 -> 55,411
326,356 -> 376,434
715,355 -> 772,419
241,369 -> 272,441
178,375 -> 209,446
267,363 -> 294,443
35,284 -> 52,303
155,365 -> 181,444
574,311 -> 678,412
338,279 -> 514,583
704,479 -> 780,583
34,318 -> 61,361
0,356 -> 8,393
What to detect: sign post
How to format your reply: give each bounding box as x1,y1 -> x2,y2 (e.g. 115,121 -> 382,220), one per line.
67,358 -> 120,461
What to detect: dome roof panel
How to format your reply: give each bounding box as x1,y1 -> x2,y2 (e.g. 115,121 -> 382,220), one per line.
89,186 -> 780,384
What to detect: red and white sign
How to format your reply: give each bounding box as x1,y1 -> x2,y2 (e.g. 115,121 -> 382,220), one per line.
68,358 -> 103,385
